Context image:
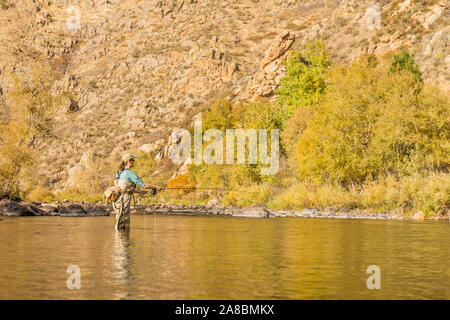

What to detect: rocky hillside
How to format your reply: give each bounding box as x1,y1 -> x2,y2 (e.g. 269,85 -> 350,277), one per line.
0,0 -> 448,191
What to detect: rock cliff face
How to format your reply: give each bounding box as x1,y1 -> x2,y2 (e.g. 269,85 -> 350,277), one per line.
0,0 -> 448,189
241,31 -> 295,100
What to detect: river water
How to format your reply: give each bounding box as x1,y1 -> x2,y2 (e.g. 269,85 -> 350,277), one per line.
0,215 -> 448,299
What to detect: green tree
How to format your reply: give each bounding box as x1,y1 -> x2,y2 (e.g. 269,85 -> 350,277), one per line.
277,40 -> 331,120
388,49 -> 423,82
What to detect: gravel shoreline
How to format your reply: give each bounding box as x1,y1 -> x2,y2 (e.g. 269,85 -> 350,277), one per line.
0,199 -> 448,221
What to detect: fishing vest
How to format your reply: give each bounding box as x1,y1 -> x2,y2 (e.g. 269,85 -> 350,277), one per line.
114,170 -> 137,194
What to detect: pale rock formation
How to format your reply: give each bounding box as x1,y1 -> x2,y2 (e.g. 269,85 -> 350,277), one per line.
242,32 -> 295,100
412,2 -> 446,30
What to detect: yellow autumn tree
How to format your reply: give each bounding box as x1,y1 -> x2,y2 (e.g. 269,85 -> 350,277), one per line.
0,66 -> 61,199
295,56 -> 449,185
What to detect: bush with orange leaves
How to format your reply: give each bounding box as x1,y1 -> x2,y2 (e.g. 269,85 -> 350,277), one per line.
167,173 -> 196,197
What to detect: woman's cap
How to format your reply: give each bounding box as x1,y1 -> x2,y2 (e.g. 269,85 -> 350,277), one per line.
122,153 -> 138,162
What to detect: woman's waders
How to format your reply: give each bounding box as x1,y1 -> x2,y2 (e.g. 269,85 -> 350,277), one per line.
112,179 -> 136,230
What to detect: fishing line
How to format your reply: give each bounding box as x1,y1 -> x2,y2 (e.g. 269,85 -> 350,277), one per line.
138,186 -> 286,198
161,187 -> 267,196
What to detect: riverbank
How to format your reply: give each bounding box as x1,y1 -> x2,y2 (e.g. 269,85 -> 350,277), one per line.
0,199 -> 448,221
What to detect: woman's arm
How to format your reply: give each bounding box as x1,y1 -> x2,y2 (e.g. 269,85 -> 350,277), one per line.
125,170 -> 162,191
132,184 -> 162,195
144,184 -> 162,190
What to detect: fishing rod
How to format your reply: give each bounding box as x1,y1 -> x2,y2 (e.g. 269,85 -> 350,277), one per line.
161,187 -> 263,195
140,186 -> 277,197
161,187 -> 249,192
161,186 -> 287,192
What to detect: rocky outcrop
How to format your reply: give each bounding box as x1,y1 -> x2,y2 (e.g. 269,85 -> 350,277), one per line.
242,31 -> 295,100
412,2 -> 446,30
125,98 -> 154,130
0,200 -> 45,216
0,200 -> 109,217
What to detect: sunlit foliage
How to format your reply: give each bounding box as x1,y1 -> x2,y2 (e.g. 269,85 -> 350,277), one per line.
0,67 -> 62,199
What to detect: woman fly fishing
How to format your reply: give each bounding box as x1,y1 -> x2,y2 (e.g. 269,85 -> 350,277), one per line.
112,153 -> 162,230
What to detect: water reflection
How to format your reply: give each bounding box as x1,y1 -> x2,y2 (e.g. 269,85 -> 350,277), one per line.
0,216 -> 448,299
112,229 -> 132,299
